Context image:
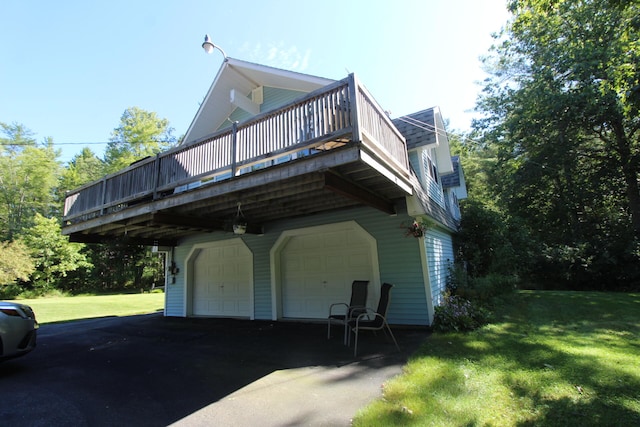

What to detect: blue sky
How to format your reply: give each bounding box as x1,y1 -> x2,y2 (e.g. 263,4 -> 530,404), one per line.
1,0 -> 510,163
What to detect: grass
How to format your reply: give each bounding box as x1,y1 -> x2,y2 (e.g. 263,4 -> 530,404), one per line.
353,291 -> 640,426
18,292 -> 165,324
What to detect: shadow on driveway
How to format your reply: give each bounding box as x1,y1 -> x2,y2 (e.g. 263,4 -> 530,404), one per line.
0,313 -> 430,426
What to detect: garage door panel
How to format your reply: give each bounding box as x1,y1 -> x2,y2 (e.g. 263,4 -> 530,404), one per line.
193,242 -> 251,317
348,253 -> 369,268
322,231 -> 347,247
325,255 -> 345,270
282,230 -> 374,319
303,257 -> 323,272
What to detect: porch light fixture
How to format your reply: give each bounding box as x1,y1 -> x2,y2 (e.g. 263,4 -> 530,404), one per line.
202,34 -> 228,61
232,202 -> 247,235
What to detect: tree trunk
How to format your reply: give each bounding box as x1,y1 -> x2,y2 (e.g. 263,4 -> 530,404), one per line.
613,122 -> 640,239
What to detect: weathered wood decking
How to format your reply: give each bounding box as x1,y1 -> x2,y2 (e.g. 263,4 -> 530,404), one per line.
62,74 -> 414,244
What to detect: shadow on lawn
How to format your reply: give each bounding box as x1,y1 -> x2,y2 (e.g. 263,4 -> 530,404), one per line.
406,292 -> 640,426
498,293 -> 637,425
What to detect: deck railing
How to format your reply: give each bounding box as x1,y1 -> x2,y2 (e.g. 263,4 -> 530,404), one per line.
63,74 -> 410,222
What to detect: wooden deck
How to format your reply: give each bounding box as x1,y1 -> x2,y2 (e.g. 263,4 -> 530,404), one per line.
62,74 -> 414,245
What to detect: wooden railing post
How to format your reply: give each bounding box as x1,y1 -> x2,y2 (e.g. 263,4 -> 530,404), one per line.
100,177 -> 107,216
153,154 -> 161,200
231,121 -> 238,177
348,73 -> 361,143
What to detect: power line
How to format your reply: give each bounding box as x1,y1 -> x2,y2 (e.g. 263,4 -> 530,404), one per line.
0,141 -> 110,147
0,140 -> 176,147
396,115 -> 483,146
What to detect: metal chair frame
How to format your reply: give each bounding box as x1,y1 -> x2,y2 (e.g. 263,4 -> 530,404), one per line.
348,283 -> 400,357
327,280 -> 369,345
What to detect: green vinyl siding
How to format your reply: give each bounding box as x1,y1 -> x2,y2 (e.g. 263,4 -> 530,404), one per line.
424,227 -> 454,308
261,87 -> 308,111
408,149 -> 446,209
165,201 -> 451,326
216,86 -> 310,132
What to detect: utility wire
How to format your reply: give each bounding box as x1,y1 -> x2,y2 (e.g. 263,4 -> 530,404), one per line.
0,141 -> 109,146
0,140 -> 176,147
395,115 -> 484,147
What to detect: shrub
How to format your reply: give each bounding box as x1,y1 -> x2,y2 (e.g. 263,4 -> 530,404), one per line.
433,267 -> 516,333
0,284 -> 23,300
455,273 -> 517,307
432,295 -> 491,333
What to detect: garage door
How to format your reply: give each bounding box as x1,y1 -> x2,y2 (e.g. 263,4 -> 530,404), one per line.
281,228 -> 374,319
193,241 -> 252,317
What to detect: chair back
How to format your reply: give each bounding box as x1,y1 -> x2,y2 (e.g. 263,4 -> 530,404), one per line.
350,280 -> 369,307
376,283 -> 393,317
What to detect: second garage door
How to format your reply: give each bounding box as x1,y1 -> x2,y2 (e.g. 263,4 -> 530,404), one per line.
280,227 -> 374,319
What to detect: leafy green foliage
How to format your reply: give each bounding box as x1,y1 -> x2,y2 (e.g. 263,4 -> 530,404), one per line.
19,214 -> 91,293
59,147 -> 105,192
432,296 -> 491,333
104,107 -> 176,173
433,266 -> 516,333
0,239 -> 35,285
0,123 -> 61,240
0,108 -> 172,295
471,0 -> 640,290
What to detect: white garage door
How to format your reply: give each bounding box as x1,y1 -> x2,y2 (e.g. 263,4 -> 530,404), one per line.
193,241 -> 252,317
281,228 -> 374,319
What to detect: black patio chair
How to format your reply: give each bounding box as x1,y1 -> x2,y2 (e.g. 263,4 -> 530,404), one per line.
348,282 -> 400,357
327,280 -> 369,345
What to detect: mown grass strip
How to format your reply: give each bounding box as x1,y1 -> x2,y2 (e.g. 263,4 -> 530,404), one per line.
353,291 -> 640,426
18,292 -> 165,324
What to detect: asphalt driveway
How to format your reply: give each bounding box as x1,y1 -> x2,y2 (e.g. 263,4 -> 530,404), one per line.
0,313 -> 430,426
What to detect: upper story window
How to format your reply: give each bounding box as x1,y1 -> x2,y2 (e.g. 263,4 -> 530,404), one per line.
422,149 -> 439,184
421,149 -> 446,208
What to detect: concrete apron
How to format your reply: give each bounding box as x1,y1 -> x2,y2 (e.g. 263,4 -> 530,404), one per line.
172,354 -> 406,427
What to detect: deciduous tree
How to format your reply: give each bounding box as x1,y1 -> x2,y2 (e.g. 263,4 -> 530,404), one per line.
20,214 -> 90,291
0,240 -> 34,286
473,0 -> 640,289
0,123 -> 61,240
104,107 -> 176,173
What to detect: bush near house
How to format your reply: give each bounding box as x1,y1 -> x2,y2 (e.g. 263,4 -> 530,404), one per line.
433,269 -> 517,333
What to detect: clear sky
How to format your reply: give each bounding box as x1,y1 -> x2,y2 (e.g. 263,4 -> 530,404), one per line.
1,0 -> 510,163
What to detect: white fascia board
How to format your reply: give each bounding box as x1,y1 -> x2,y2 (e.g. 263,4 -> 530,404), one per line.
433,108 -> 454,174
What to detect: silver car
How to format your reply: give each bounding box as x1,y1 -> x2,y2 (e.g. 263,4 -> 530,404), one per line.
0,301 -> 38,361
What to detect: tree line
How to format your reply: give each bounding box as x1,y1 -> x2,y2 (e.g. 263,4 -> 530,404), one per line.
0,107 -> 176,297
455,0 -> 639,291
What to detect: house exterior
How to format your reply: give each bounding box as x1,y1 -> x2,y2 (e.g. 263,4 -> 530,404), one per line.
62,58 -> 466,325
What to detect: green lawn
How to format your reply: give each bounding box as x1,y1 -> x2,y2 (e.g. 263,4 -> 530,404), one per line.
19,292 -> 165,324
353,291 -> 640,426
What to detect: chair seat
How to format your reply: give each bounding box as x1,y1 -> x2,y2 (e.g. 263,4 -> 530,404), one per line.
347,283 -> 400,357
348,318 -> 383,329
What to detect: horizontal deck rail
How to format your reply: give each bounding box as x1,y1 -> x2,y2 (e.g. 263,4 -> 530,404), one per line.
63,74 -> 410,223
